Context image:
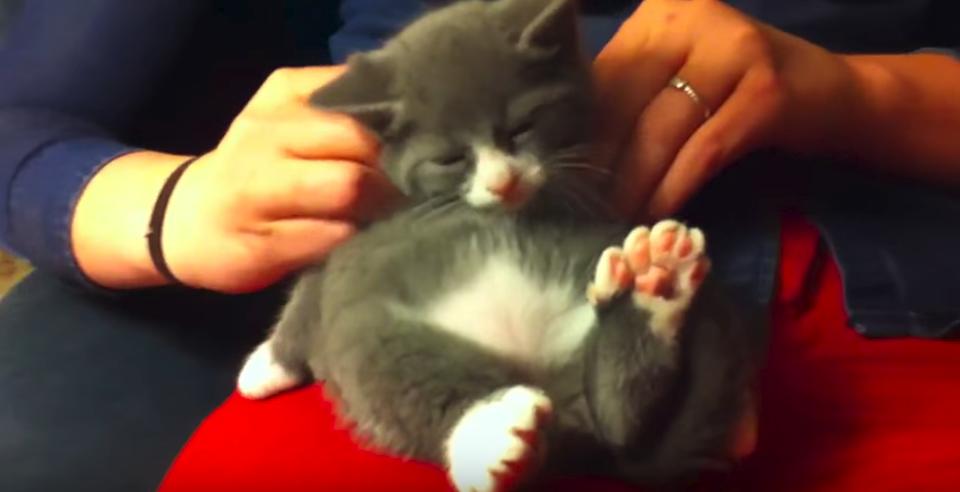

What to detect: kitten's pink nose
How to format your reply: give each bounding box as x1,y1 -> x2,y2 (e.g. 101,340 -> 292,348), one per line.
486,170 -> 520,198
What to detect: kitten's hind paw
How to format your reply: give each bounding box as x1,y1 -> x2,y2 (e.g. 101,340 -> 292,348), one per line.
628,220 -> 710,301
446,386 -> 552,492
587,220 -> 711,343
237,341 -> 303,399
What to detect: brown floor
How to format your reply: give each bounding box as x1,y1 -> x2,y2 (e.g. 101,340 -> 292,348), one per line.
0,250 -> 31,299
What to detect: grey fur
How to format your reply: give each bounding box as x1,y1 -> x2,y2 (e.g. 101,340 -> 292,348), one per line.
310,0 -> 595,210
258,0 -> 763,486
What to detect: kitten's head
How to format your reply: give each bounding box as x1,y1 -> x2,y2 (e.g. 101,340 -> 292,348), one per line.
310,0 -> 596,213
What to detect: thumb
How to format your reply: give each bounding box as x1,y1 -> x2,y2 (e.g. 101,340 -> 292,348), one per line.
271,105 -> 381,164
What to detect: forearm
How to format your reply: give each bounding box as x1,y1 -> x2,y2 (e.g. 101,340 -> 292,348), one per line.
72,151 -> 191,289
840,52 -> 960,185
0,0 -> 206,287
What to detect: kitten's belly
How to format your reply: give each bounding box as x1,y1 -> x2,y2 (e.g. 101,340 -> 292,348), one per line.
421,253 -> 595,366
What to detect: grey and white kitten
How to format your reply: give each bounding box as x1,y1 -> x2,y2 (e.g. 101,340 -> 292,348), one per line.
238,0 -> 759,490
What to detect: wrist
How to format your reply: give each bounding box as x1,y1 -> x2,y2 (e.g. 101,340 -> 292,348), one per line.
72,151 -> 194,289
831,54 -> 899,161
767,37 -> 865,159
835,53 -> 960,182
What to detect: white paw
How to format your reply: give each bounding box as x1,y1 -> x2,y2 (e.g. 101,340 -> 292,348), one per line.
446,386 -> 552,492
236,341 -> 302,399
587,220 -> 710,342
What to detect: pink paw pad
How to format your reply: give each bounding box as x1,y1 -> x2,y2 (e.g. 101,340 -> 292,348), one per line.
640,220 -> 709,300
588,220 -> 710,308
635,265 -> 672,298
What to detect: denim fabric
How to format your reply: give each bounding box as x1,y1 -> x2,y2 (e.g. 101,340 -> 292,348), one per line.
0,271 -> 285,492
801,166 -> 960,338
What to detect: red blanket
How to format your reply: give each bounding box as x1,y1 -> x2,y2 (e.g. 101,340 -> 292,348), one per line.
161,215 -> 960,491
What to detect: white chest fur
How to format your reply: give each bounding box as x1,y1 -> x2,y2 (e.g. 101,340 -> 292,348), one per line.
422,254 -> 596,367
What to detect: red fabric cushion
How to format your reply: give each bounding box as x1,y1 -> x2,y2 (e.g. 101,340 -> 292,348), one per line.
160,215 -> 960,492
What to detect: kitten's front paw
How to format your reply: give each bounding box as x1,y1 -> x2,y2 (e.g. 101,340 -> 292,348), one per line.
587,220 -> 710,342
446,386 -> 552,492
237,341 -> 302,399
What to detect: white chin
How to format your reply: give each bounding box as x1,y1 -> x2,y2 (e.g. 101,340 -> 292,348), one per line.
464,189 -> 503,209
464,192 -> 531,211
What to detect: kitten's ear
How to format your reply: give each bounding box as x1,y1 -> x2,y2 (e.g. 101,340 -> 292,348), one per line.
308,53 -> 401,136
494,0 -> 580,56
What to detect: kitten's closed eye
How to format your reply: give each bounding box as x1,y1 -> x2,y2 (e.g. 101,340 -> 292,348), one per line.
496,121 -> 536,153
509,121 -> 536,145
413,153 -> 472,197
435,154 -> 468,168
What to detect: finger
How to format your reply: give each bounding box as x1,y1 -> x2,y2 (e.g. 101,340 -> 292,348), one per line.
245,66 -> 348,112
251,158 -> 404,223
612,45 -> 748,219
267,219 -> 357,271
272,106 -> 381,163
224,104 -> 381,165
647,65 -> 783,217
611,85 -> 708,220
592,2 -> 692,170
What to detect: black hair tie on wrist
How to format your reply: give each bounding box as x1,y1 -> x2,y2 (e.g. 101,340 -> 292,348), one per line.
146,156 -> 199,285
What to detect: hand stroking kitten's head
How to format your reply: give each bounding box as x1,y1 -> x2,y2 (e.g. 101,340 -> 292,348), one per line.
311,0 -> 596,213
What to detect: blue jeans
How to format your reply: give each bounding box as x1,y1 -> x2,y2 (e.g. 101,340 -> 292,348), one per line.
0,272 -> 284,492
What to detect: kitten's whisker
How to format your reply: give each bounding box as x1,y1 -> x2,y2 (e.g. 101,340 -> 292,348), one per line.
547,149 -> 592,164
550,144 -> 591,157
572,184 -> 617,217
553,163 -> 612,177
418,198 -> 456,217
414,193 -> 462,223
552,180 -> 596,218
551,174 -> 617,219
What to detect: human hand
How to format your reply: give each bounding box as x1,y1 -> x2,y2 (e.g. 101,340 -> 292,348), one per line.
593,0 -> 859,219
76,67 -> 394,292
157,67 -> 400,293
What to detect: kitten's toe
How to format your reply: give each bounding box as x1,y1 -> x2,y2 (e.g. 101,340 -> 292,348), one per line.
623,226 -> 651,272
237,341 -> 302,399
587,247 -> 633,306
446,386 -> 552,492
675,227 -> 710,295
